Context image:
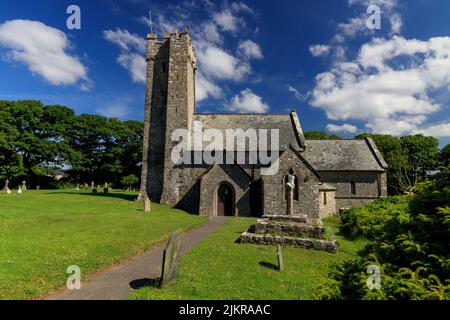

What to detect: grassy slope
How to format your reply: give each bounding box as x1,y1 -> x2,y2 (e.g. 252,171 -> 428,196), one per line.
129,216 -> 367,300
0,190 -> 207,299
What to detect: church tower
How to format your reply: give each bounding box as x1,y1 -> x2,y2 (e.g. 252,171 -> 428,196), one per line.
141,29 -> 197,204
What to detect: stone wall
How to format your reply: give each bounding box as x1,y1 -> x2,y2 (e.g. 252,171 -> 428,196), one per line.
198,164 -> 251,216
317,171 -> 384,211
319,190 -> 336,218
263,147 -> 320,218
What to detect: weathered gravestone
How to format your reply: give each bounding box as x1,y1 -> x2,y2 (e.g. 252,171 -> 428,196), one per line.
103,182 -> 109,194
160,231 -> 182,287
17,186 -> 22,194
277,244 -> 284,272
22,180 -> 27,191
144,196 -> 151,212
4,179 -> 11,194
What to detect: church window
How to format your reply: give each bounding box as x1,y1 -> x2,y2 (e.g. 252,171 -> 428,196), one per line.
323,191 -> 327,205
351,181 -> 356,195
162,62 -> 167,73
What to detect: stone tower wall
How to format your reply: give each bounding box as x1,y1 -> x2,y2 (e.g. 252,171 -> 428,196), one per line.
145,30 -> 196,204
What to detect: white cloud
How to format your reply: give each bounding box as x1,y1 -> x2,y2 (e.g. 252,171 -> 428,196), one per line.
229,89 -> 269,113
326,123 -> 358,134
196,71 -> 223,102
117,53 -> 146,83
197,46 -> 250,81
97,97 -> 133,118
213,9 -> 241,32
310,36 -> 450,137
413,123 -> 450,138
238,40 -> 263,59
309,44 -> 331,57
288,85 -> 309,101
103,28 -> 147,84
0,19 -> 89,88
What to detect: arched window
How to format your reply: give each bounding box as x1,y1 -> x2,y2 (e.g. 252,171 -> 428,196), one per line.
284,170 -> 299,201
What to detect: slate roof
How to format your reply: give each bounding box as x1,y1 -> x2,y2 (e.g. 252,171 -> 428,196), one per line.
302,139 -> 387,172
192,112 -> 306,151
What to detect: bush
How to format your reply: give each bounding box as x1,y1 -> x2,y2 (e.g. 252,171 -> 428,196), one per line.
316,166 -> 450,300
340,196 -> 410,240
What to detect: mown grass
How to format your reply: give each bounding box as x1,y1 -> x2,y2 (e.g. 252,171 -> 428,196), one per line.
128,215 -> 367,300
0,190 -> 207,299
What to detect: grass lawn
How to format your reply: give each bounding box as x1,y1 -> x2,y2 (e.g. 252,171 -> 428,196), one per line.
0,190 -> 207,299
129,216 -> 367,300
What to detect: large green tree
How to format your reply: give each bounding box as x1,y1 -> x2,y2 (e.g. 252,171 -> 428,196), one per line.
356,133 -> 439,194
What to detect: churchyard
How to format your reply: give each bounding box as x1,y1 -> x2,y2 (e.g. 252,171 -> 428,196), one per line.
0,188 -> 367,300
0,189 -> 206,299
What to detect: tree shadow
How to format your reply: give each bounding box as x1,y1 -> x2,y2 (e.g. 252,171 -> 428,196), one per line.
129,277 -> 162,290
44,191 -> 138,202
259,261 -> 279,270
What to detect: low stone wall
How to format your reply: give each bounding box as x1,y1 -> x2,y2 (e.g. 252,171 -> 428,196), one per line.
239,232 -> 338,254
262,214 -> 308,223
256,220 -> 324,238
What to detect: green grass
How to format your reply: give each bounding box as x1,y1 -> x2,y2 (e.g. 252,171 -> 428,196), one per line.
0,190 -> 207,299
128,215 -> 367,300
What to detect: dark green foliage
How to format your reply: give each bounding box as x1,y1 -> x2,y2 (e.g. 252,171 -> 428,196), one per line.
304,131 -> 342,140
440,144 -> 450,167
316,167 -> 450,300
356,133 -> 440,194
0,100 -> 143,188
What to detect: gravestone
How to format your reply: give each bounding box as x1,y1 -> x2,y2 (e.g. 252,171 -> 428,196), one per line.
103,182 -> 109,194
75,184 -> 80,191
144,196 -> 151,212
36,185 -> 40,191
17,186 -> 22,194
91,181 -> 95,190
22,180 -> 27,191
4,179 -> 11,194
160,231 -> 182,287
277,244 -> 283,272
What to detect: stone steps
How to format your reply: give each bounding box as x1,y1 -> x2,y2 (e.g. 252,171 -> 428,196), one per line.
238,215 -> 338,253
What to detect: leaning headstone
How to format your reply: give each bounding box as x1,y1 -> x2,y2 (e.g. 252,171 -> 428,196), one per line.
22,180 -> 27,191
160,231 -> 182,287
17,186 -> 22,194
277,244 -> 284,272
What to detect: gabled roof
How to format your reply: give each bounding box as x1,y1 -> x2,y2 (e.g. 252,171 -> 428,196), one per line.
192,112 -> 306,151
302,138 -> 387,172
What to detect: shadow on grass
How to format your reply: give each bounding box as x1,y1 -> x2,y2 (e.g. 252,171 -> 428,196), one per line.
259,261 -> 279,271
44,191 -> 138,202
130,277 -> 162,289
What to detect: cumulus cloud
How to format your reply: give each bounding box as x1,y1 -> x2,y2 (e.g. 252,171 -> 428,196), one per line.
309,44 -> 331,57
0,19 -> 89,88
196,71 -> 223,102
228,89 -> 269,113
310,36 -> 450,136
238,40 -> 263,59
103,28 -> 147,84
326,123 -> 358,134
134,1 -> 262,103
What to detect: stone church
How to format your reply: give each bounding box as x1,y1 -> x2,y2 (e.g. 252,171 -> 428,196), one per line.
141,29 -> 388,219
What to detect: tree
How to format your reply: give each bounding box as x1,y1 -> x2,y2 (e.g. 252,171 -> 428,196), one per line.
440,143 -> 450,167
304,131 -> 342,140
356,133 -> 440,194
121,174 -> 139,191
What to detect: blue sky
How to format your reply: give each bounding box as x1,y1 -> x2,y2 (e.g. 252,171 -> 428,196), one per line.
0,0 -> 449,146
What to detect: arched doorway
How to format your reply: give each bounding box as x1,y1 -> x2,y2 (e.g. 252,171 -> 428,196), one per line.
216,182 -> 235,216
